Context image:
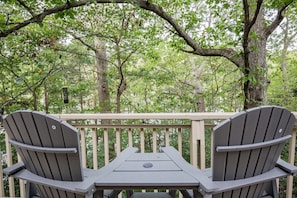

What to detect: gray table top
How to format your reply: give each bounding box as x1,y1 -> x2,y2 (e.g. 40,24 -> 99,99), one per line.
95,147 -> 201,189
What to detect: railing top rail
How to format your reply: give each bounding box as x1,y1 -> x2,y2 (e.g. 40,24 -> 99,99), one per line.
51,112 -> 237,121
3,112 -> 297,121
73,124 -> 191,128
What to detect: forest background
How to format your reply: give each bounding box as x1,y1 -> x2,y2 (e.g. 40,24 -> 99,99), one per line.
1,0 -> 297,196
0,0 -> 297,114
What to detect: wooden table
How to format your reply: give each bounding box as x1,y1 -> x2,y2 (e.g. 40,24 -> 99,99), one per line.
95,146 -> 204,198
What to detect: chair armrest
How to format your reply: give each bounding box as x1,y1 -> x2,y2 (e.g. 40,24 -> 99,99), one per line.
11,168 -> 96,195
6,148 -> 139,196
198,166 -> 292,195
276,159 -> 297,175
3,162 -> 25,176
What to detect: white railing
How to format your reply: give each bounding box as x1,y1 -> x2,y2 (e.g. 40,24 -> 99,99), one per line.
0,112 -> 296,198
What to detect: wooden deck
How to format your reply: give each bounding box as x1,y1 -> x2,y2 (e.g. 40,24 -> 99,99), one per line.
1,112 -> 296,197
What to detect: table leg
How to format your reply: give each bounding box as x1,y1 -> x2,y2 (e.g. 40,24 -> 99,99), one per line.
193,189 -> 203,198
169,190 -> 176,197
94,189 -> 104,198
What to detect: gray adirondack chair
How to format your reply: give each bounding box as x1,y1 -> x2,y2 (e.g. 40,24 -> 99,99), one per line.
3,110 -> 120,198
181,106 -> 297,198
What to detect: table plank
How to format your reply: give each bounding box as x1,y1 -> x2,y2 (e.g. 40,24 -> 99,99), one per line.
115,161 -> 181,171
126,153 -> 171,161
96,171 -> 198,188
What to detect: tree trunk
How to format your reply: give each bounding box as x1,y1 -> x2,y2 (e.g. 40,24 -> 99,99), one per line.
32,88 -> 38,110
94,38 -> 111,113
115,42 -> 126,113
280,20 -> 289,93
190,58 -> 205,112
243,5 -> 268,109
44,81 -> 49,113
78,65 -> 84,112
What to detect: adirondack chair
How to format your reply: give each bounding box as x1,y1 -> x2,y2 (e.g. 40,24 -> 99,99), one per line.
180,106 -> 297,198
3,110 -> 121,198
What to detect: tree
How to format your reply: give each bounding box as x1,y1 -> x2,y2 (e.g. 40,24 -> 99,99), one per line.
1,0 -> 296,109
60,4 -> 149,113
268,6 -> 297,98
0,22 -> 65,112
130,0 -> 296,109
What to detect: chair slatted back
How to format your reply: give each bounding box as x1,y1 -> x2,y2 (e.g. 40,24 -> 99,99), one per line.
4,110 -> 83,197
212,106 -> 295,197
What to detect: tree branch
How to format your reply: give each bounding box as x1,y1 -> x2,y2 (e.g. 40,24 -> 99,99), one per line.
243,0 -> 249,27
0,0 -> 126,38
1,0 -> 246,67
121,47 -> 138,66
264,1 -> 293,38
131,0 -> 244,67
17,0 -> 35,17
1,66 -> 58,109
242,0 -> 264,46
131,0 -> 201,52
184,48 -> 244,67
69,32 -> 97,51
247,0 -> 263,35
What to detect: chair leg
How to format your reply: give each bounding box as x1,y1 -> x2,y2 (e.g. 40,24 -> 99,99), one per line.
169,190 -> 176,198
193,189 -> 204,198
263,180 -> 278,198
26,182 -> 39,198
180,190 -> 193,198
126,190 -> 134,198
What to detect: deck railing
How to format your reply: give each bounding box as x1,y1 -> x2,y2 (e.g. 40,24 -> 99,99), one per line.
0,112 -> 296,197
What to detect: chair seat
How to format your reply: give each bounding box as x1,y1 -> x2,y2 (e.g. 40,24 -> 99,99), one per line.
130,192 -> 172,198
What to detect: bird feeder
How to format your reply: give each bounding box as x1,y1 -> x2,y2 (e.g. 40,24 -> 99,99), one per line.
62,86 -> 69,104
0,107 -> 4,123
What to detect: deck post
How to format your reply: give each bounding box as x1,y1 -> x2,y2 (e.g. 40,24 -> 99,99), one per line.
191,120 -> 205,169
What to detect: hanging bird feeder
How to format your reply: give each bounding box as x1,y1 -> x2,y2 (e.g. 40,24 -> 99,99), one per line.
62,86 -> 69,104
0,107 -> 3,123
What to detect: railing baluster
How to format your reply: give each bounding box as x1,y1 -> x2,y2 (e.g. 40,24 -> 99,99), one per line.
104,128 -> 109,165
286,128 -> 296,198
0,151 -> 4,197
116,128 -> 121,155
140,128 -> 145,153
153,128 -> 157,153
128,128 -> 133,147
178,128 -> 182,153
92,128 -> 98,170
17,154 -> 25,197
178,128 -> 183,198
5,133 -> 15,197
165,128 -> 170,147
80,128 -> 87,168
211,129 -> 214,168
